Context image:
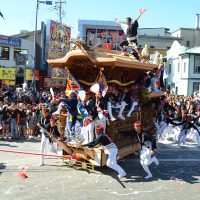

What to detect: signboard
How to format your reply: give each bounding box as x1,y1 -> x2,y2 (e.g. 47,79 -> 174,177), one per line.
86,28 -> 125,50
51,67 -> 67,79
25,69 -> 39,81
2,80 -> 15,86
0,68 -> 16,80
0,35 -> 21,47
43,77 -> 66,88
48,20 -> 71,59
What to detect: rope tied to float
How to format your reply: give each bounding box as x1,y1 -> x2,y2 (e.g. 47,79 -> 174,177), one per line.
0,149 -> 82,160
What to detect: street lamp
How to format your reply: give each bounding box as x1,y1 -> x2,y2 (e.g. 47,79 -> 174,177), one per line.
33,0 -> 52,91
20,52 -> 34,65
18,53 -> 34,87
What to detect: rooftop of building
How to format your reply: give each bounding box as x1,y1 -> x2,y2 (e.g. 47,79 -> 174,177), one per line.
180,46 -> 200,55
171,27 -> 197,34
138,34 -> 181,40
12,30 -> 41,39
79,19 -> 170,29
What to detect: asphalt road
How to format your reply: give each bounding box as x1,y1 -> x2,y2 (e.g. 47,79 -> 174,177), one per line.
0,138 -> 200,200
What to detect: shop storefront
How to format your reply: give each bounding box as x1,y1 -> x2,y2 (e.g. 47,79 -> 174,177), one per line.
0,34 -> 34,87
0,67 -> 16,87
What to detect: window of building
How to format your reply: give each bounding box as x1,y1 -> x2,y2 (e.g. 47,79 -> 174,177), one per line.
150,45 -> 155,48
183,62 -> 186,73
168,63 -> 171,74
178,63 -> 180,73
193,82 -> 200,93
14,48 -> 28,60
0,46 -> 10,60
194,55 -> 200,73
186,41 -> 190,48
14,48 -> 21,60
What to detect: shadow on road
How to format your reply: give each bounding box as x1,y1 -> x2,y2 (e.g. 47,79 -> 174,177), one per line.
0,143 -> 18,147
0,137 -> 40,144
116,150 -> 200,185
0,163 -> 6,175
96,166 -> 126,188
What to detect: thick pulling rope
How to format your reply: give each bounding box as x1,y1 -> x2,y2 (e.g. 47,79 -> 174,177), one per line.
0,149 -> 77,159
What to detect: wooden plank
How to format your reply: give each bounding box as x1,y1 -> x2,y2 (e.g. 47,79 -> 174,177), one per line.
74,43 -> 98,64
83,147 -> 95,160
72,148 -> 88,160
38,125 -> 73,155
118,144 -> 139,159
101,151 -> 108,166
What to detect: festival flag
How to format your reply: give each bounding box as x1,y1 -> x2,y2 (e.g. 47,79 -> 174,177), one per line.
97,71 -> 108,96
139,8 -> 147,14
65,69 -> 81,96
0,11 -> 4,19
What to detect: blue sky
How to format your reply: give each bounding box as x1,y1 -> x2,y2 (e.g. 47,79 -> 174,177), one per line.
0,0 -> 200,36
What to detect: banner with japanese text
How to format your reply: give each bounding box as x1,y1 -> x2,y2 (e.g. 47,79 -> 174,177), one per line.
0,68 -> 15,80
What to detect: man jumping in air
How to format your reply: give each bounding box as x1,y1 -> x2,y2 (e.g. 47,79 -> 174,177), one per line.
114,9 -> 145,60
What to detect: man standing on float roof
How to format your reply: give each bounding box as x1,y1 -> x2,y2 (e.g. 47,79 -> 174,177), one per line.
114,10 -> 144,60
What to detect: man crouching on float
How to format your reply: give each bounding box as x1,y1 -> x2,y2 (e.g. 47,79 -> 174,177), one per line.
81,125 -> 127,179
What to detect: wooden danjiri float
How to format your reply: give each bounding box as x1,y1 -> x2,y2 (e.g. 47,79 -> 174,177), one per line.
47,41 -> 162,170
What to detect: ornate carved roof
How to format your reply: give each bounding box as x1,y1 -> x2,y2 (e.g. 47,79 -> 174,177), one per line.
47,45 -> 157,72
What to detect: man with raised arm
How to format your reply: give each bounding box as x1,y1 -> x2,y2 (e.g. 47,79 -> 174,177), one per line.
114,10 -> 144,60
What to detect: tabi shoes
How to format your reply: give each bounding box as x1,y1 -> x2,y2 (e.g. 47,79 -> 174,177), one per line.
118,173 -> 127,179
144,174 -> 153,179
126,113 -> 131,118
118,114 -> 125,121
38,162 -> 44,167
110,117 -> 116,121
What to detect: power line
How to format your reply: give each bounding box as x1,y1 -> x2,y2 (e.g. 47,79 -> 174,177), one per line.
0,11 -> 4,19
54,0 -> 66,27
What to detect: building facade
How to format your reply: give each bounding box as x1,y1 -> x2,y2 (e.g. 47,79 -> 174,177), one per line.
78,19 -> 182,55
12,20 -> 71,89
171,28 -> 200,48
0,34 -> 34,86
171,14 -> 200,48
167,41 -> 200,96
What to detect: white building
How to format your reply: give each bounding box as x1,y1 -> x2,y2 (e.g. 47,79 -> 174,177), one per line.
171,28 -> 200,48
0,35 -> 34,68
167,41 -> 200,96
171,14 -> 200,48
138,27 -> 171,37
0,34 -> 34,86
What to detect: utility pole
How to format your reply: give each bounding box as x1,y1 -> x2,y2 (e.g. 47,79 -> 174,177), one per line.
33,0 -> 52,91
195,14 -> 200,47
55,0 -> 66,29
